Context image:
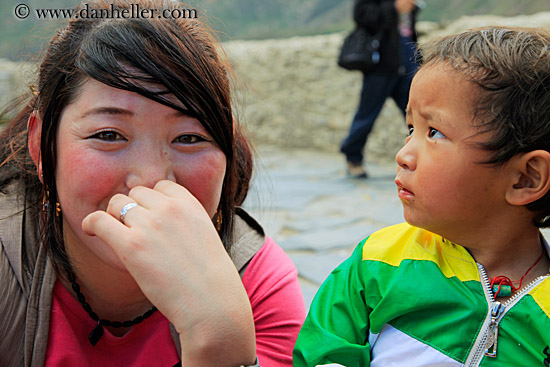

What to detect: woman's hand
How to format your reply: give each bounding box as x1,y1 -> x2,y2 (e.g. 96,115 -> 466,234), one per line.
82,180 -> 256,366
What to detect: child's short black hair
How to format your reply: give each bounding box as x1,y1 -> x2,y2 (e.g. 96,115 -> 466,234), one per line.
419,27 -> 550,226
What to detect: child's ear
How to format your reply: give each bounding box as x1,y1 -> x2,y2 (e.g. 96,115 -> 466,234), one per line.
27,111 -> 43,183
506,150 -> 550,206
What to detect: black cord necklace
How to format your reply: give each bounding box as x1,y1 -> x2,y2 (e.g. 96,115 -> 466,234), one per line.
66,269 -> 158,346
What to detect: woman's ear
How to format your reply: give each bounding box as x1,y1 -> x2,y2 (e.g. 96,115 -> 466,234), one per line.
27,111 -> 43,183
506,150 -> 550,206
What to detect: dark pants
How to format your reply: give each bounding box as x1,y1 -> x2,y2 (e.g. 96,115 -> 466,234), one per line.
340,36 -> 417,164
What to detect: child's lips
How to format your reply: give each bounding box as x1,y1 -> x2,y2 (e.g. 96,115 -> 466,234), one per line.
395,179 -> 414,200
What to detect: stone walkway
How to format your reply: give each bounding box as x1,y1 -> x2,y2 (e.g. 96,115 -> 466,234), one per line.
243,146 -> 404,310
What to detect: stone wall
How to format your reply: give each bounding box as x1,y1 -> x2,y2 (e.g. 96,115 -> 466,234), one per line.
0,59 -> 34,117
225,12 -> 550,162
1,12 -> 549,161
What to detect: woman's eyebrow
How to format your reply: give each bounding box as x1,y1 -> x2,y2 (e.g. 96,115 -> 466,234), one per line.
80,106 -> 134,119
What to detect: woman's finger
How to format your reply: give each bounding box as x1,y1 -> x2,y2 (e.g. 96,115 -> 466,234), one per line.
153,180 -> 195,199
105,195 -> 147,227
82,210 -> 130,250
128,181 -> 209,223
124,181 -> 190,211
81,210 -> 130,269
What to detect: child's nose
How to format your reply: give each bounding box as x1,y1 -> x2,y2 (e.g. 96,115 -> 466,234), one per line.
395,140 -> 416,171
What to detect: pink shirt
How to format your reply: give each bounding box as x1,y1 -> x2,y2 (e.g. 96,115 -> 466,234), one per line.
45,236 -> 305,366
243,236 -> 306,366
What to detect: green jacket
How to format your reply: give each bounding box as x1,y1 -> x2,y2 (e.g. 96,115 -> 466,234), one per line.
294,223 -> 550,366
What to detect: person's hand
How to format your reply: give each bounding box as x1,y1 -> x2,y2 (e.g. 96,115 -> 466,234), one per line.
395,0 -> 415,14
82,180 -> 256,366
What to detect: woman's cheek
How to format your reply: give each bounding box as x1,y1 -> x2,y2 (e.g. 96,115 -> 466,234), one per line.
57,150 -> 124,213
178,151 -> 226,217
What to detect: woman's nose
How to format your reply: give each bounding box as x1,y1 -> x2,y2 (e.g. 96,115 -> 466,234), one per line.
125,147 -> 176,189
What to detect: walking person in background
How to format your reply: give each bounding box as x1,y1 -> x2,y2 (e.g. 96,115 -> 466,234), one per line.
341,0 -> 421,178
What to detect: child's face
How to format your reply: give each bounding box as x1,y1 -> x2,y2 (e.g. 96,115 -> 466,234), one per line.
395,62 -> 511,242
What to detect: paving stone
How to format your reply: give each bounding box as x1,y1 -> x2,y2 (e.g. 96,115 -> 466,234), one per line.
279,223 -> 378,251
361,199 -> 405,226
246,183 -> 319,211
247,146 -> 403,312
304,194 -> 400,228
290,250 -> 353,286
284,216 -> 361,233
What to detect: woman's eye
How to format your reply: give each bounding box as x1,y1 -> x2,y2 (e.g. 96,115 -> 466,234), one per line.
428,128 -> 446,139
90,131 -> 125,141
173,134 -> 205,144
407,125 -> 414,136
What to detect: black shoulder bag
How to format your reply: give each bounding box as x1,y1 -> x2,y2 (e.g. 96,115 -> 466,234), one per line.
337,27 -> 382,72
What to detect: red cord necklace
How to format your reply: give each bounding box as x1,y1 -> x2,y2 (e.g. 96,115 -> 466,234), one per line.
490,250 -> 545,298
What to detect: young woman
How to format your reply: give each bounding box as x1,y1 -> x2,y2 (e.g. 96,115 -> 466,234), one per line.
0,1 -> 305,366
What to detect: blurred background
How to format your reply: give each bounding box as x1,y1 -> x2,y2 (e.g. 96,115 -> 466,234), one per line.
1,0 -> 549,160
1,0 -> 549,310
1,0 -> 550,59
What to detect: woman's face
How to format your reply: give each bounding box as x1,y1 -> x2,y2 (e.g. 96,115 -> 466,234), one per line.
54,78 -> 227,269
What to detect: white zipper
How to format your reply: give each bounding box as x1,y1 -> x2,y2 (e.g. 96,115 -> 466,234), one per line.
464,264 -> 546,367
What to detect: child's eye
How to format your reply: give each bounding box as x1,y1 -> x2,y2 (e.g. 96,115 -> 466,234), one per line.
428,128 -> 446,139
173,134 -> 205,144
407,125 -> 414,136
90,130 -> 125,141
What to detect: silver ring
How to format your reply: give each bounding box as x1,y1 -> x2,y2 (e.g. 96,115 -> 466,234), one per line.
120,202 -> 139,224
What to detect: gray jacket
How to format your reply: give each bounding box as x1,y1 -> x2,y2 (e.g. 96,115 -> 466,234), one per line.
0,184 -> 265,367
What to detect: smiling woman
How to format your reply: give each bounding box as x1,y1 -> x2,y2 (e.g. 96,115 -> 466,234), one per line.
0,1 -> 305,366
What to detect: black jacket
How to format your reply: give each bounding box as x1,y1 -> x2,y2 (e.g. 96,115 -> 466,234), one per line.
353,0 -> 419,74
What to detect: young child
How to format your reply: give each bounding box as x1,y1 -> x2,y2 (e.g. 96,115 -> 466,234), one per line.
293,27 -> 550,366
